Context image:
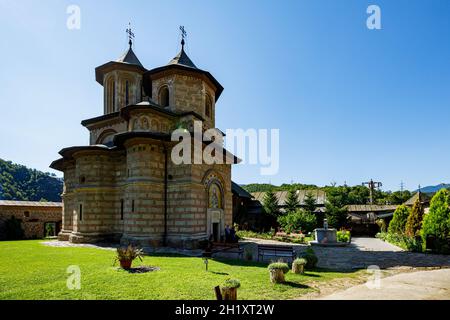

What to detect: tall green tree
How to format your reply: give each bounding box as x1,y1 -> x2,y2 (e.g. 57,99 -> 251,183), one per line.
421,189 -> 450,253
405,198 -> 424,237
304,192 -> 317,213
388,205 -> 410,235
262,190 -> 279,217
285,189 -> 300,213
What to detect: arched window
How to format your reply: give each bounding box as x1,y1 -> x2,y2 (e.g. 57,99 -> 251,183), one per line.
159,86 -> 170,107
205,95 -> 212,118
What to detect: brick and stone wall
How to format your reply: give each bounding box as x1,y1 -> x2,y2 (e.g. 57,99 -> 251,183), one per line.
0,204 -> 62,240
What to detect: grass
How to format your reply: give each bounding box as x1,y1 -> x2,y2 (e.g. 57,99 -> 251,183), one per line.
0,240 -> 360,300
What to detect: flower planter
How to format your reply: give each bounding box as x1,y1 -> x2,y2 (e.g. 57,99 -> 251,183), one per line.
269,269 -> 285,283
292,263 -> 304,274
221,287 -> 238,300
120,259 -> 132,270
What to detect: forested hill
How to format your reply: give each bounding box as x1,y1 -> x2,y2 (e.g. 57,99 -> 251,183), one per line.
0,159 -> 63,202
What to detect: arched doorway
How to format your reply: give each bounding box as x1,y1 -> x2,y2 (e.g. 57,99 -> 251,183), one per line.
206,181 -> 224,242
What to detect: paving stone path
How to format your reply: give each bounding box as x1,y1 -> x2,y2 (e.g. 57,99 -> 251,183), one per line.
240,237 -> 450,270
320,268 -> 450,299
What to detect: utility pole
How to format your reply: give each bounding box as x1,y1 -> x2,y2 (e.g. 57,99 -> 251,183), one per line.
400,181 -> 404,198
362,179 -> 383,204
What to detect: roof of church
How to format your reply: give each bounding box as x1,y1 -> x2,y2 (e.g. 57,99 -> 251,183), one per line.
168,47 -> 197,69
116,46 -> 144,67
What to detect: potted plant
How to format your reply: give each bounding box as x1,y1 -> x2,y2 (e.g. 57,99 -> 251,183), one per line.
268,262 -> 289,283
220,279 -> 241,300
292,258 -> 307,274
114,245 -> 144,270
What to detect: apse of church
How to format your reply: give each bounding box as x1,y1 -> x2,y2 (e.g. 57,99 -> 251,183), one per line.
50,27 -> 236,249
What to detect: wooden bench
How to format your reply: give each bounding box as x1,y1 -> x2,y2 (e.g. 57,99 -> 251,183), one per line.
212,242 -> 244,259
257,244 -> 295,262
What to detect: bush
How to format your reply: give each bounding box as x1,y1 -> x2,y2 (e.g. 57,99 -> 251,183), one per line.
221,278 -> 241,289
421,189 -> 450,254
389,205 -> 411,235
337,230 -> 351,243
268,262 -> 289,274
299,247 -> 318,269
293,258 -> 307,266
277,209 -> 317,234
405,198 -> 425,237
376,231 -> 423,252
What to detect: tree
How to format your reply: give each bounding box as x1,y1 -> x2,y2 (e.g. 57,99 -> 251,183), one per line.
262,190 -> 279,217
325,203 -> 349,229
285,189 -> 300,213
405,198 -> 424,237
277,209 -> 317,234
304,192 -> 317,213
421,189 -> 450,253
324,186 -> 350,229
388,205 -> 410,235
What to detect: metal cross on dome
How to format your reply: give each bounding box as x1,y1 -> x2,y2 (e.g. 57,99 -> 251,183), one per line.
179,25 -> 187,47
126,23 -> 135,47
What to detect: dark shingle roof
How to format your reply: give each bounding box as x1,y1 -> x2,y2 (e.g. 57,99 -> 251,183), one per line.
168,47 -> 197,69
232,182 -> 253,199
116,47 -> 144,67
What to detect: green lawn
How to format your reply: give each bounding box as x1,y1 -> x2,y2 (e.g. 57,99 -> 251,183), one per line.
0,240 -> 359,300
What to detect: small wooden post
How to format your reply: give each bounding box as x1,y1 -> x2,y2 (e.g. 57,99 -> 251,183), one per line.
214,286 -> 223,300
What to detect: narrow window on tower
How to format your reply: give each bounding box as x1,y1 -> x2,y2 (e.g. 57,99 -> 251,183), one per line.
131,200 -> 135,213
112,81 -> 116,111
120,199 -> 124,220
205,94 -> 212,118
125,81 -> 129,106
79,204 -> 83,221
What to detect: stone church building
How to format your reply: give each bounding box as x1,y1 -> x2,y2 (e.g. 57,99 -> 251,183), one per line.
50,34 -> 237,248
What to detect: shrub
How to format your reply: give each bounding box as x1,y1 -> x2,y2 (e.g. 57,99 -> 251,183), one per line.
405,198 -> 425,237
337,230 -> 351,243
376,219 -> 387,233
421,189 -> 450,254
299,247 -> 318,269
389,205 -> 410,235
277,209 -> 317,234
293,258 -> 307,266
221,278 -> 241,289
377,231 -> 423,252
267,262 -> 290,274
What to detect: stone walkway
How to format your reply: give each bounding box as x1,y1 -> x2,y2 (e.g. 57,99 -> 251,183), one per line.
320,268 -> 450,300
240,237 -> 450,270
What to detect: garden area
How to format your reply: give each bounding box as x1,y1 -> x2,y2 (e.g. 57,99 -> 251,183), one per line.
376,189 -> 450,254
0,240 -> 362,300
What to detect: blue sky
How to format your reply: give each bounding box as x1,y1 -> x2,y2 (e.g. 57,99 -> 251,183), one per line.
1,0 -> 449,191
